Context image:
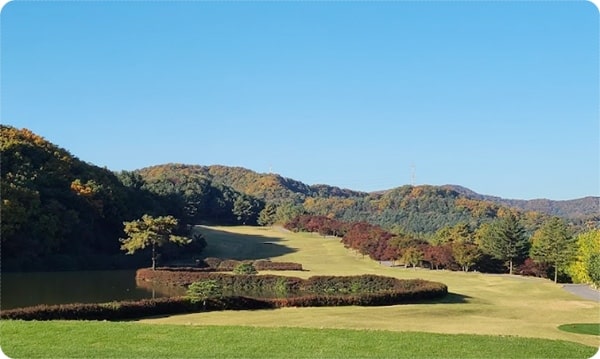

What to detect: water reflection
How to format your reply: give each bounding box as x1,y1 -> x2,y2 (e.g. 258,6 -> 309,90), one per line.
1,270 -> 184,310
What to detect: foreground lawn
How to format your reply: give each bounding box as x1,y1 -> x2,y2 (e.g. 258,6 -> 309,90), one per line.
2,320 -> 597,359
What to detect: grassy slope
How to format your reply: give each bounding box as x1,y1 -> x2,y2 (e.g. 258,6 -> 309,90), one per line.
141,225 -> 600,348
2,321 -> 596,359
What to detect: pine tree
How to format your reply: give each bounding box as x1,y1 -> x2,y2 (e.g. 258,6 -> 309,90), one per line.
480,213 -> 529,274
530,217 -> 577,283
120,214 -> 191,270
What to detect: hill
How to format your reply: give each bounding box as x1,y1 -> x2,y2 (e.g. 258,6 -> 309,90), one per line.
443,185 -> 599,220
2,125 -> 596,271
0,126 -> 153,270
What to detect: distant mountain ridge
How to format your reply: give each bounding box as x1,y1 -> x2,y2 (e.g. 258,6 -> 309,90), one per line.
441,185 -> 599,220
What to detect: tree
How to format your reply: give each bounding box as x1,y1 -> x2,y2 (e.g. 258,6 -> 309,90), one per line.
186,279 -> 221,309
452,242 -> 481,272
400,247 -> 423,268
258,203 -> 278,226
232,195 -> 260,225
588,254 -> 600,288
479,214 -> 528,274
567,229 -> 600,286
120,214 -> 191,270
423,244 -> 454,270
530,217 -> 577,283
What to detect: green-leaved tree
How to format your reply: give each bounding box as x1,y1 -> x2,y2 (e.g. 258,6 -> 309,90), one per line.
120,214 -> 190,270
530,217 -> 577,283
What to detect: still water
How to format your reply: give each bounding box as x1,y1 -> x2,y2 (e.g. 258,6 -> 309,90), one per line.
1,270 -> 185,310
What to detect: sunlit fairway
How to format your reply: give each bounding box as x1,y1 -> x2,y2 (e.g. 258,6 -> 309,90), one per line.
140,225 -> 600,349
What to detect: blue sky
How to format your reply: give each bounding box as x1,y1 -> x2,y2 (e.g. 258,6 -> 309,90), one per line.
1,1 -> 598,200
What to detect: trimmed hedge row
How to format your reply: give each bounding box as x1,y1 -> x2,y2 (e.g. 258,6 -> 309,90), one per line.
192,258 -> 304,271
0,296 -> 272,321
210,259 -> 303,271
137,269 -> 304,289
2,273 -> 447,321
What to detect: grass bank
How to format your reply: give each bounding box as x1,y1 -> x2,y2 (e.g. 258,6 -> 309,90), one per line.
1,321 -> 596,359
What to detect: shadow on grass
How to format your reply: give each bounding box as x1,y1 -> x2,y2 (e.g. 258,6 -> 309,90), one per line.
423,292 -> 472,304
196,226 -> 297,260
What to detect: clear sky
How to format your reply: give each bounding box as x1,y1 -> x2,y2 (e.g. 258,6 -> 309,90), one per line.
1,1 -> 598,200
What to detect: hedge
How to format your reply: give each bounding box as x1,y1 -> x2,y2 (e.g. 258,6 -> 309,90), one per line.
3,273 -> 447,321
0,296 -> 272,321
159,258 -> 303,272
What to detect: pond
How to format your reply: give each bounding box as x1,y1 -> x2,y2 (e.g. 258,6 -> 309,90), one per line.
1,270 -> 186,310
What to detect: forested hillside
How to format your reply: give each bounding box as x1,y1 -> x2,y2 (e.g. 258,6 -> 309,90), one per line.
1,125 -> 596,271
443,185 -> 599,220
1,126 -> 152,270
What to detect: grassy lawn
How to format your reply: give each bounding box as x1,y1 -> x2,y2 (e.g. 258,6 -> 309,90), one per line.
2,321 -> 597,359
4,225 -> 599,358
143,225 -> 600,348
558,323 -> 600,336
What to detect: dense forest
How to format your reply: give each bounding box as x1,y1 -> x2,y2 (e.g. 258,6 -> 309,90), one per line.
1,125 -> 598,272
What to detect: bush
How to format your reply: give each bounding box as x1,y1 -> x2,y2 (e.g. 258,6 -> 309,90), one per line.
252,260 -> 303,271
187,280 -> 221,306
234,263 -> 258,275
516,258 -> 548,278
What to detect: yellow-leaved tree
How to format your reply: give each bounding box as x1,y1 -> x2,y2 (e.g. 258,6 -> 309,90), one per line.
567,229 -> 600,288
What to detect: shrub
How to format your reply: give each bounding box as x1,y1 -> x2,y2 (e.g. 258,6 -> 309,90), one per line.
234,263 -> 258,275
516,258 -> 548,278
252,260 -> 303,271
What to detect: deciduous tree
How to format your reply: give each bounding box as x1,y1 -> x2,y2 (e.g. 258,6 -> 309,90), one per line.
567,229 -> 600,286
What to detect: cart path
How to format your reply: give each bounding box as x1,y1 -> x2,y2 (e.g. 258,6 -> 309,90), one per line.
562,284 -> 600,302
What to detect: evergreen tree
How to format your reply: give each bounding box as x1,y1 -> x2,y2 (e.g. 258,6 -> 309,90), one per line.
530,217 -> 577,283
480,214 -> 528,274
258,203 -> 278,226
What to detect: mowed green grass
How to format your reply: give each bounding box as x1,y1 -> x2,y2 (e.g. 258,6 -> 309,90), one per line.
558,323 -> 600,336
145,226 -> 600,349
1,321 -> 597,359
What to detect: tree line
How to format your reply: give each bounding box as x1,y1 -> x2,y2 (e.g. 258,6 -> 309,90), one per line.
284,214 -> 600,285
